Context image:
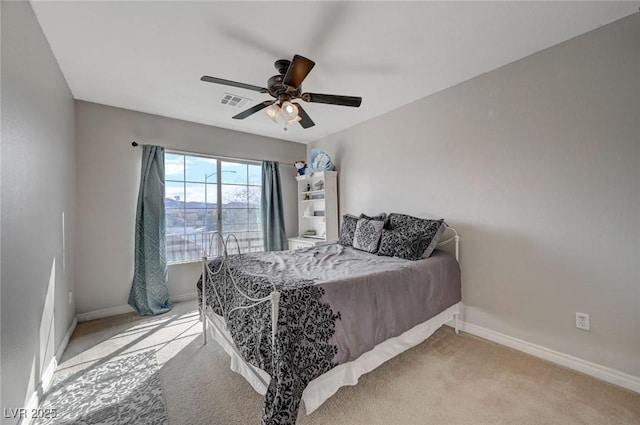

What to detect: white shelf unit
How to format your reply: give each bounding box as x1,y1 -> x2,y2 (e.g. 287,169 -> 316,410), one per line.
288,171 -> 338,250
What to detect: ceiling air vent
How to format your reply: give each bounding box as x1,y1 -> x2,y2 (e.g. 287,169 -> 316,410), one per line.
219,93 -> 251,109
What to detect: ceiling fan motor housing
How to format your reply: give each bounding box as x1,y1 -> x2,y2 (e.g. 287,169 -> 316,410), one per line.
267,74 -> 300,100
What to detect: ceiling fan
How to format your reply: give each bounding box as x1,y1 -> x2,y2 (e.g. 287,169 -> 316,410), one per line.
201,54 -> 362,129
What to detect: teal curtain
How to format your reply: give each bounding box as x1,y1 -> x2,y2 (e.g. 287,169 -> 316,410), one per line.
261,161 -> 288,251
128,144 -> 173,315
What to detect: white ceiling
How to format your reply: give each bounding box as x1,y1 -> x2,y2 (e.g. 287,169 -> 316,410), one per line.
30,1 -> 638,144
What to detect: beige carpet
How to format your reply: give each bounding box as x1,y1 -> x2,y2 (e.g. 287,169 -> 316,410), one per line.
57,301 -> 640,425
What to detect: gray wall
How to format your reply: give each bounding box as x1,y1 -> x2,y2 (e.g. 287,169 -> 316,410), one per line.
1,1 -> 76,422
74,101 -> 305,315
310,14 -> 640,377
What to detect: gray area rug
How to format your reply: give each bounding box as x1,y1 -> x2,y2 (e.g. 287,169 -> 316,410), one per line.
35,351 -> 167,425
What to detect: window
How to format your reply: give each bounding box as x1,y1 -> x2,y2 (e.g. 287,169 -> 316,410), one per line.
164,152 -> 263,264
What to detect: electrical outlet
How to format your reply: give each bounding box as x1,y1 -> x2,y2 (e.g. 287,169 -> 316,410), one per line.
575,312 -> 590,331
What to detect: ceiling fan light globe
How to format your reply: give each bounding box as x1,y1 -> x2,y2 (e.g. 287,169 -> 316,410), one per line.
284,103 -> 295,114
265,104 -> 281,123
281,101 -> 299,121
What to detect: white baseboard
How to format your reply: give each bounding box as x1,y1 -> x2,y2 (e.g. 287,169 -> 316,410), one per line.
77,292 -> 198,322
77,304 -> 134,322
23,381 -> 42,425
40,357 -> 57,395
169,291 -> 198,303
55,317 -> 78,360
20,316 -> 77,425
448,320 -> 640,394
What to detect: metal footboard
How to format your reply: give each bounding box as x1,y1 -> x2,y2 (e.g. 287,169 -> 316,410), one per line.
200,232 -> 280,353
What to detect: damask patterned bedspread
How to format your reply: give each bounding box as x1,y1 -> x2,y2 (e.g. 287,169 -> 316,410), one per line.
196,243 -> 461,425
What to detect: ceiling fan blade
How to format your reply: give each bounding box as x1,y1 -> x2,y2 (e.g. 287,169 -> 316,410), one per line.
301,92 -> 362,107
201,76 -> 268,93
294,103 -> 315,129
283,55 -> 316,89
232,100 -> 275,120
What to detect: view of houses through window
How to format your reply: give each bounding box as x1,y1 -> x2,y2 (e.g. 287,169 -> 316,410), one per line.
164,152 -> 263,263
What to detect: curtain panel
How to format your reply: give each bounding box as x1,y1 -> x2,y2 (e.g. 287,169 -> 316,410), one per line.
129,144 -> 173,315
261,160 -> 288,251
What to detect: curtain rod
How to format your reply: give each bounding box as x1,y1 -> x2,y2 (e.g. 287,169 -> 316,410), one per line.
130,141 -> 288,166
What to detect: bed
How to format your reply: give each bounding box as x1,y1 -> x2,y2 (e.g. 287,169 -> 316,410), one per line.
197,227 -> 461,425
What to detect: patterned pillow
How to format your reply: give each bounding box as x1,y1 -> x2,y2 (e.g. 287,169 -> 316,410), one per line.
360,213 -> 387,221
360,212 -> 388,230
387,213 -> 446,258
352,217 -> 385,253
338,214 -> 359,246
377,228 -> 423,260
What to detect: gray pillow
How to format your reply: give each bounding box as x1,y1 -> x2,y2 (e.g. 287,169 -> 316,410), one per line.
387,213 -> 446,258
338,214 -> 359,247
377,228 -> 423,260
352,217 -> 385,253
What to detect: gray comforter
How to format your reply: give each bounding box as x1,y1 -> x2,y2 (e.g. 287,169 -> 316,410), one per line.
197,243 -> 461,425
